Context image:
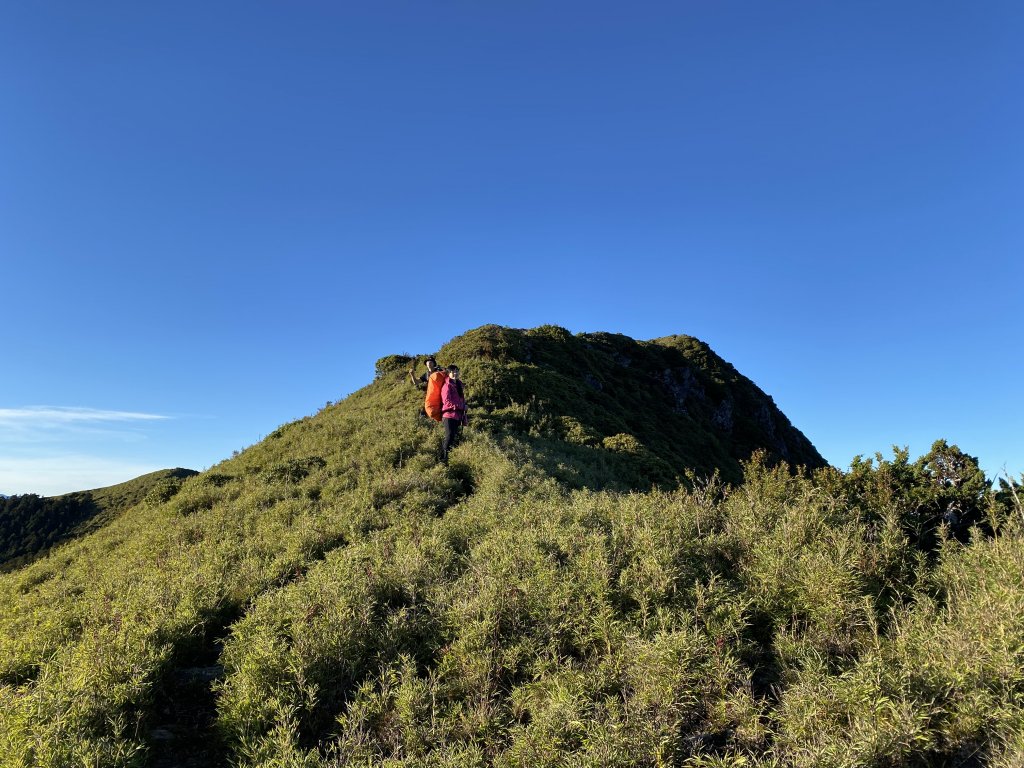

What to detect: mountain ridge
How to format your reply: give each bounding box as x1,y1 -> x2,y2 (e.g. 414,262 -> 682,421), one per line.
380,324 -> 825,488
0,468 -> 198,572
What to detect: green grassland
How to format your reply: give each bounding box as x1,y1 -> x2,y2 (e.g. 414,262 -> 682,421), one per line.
1,325 -> 1021,767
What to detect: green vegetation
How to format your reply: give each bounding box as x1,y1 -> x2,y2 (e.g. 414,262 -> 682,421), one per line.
435,325 -> 825,489
0,325 -> 1021,767
0,468 -> 197,572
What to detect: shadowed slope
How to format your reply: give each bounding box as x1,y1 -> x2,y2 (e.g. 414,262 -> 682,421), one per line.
424,325 -> 825,487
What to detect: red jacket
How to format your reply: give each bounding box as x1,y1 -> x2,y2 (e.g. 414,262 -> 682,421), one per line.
441,378 -> 467,424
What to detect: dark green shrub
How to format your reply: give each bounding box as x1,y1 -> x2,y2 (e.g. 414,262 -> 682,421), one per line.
375,354 -> 414,380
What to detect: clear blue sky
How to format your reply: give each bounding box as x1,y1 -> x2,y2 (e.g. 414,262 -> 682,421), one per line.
2,2 -> 1021,496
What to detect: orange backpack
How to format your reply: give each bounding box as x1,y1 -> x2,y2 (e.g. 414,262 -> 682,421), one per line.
424,370 -> 448,421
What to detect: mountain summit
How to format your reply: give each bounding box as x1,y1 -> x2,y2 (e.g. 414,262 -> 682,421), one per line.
379,324 -> 825,486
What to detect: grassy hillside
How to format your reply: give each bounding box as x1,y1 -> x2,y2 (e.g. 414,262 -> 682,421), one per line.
386,324 -> 825,488
0,325 -> 1021,768
0,468 -> 198,572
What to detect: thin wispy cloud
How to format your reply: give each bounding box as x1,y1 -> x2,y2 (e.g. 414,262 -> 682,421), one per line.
0,408 -> 175,495
0,406 -> 173,449
0,406 -> 169,428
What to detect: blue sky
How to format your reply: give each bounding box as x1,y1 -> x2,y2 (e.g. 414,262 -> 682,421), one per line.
2,1 -> 1021,496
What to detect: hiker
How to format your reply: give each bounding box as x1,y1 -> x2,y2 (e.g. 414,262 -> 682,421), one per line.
409,356 -> 441,389
441,365 -> 467,463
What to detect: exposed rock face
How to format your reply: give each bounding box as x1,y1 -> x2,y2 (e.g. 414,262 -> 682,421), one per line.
713,398 -> 735,432
661,367 -> 706,414
757,402 -> 778,437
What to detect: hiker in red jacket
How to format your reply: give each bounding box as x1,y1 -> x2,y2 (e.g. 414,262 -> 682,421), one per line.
440,365 -> 467,463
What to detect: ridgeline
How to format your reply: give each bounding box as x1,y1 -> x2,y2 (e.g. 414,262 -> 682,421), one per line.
0,325 -> 1021,768
0,469 -> 198,572
378,324 -> 826,488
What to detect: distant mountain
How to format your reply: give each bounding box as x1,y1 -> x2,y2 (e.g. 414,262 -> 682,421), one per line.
0,468 -> 198,571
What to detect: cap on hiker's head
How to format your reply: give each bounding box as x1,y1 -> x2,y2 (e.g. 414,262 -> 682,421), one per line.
448,365 -> 460,374
426,356 -> 436,364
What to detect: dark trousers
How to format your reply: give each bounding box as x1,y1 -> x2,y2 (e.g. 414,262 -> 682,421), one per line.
442,417 -> 463,462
